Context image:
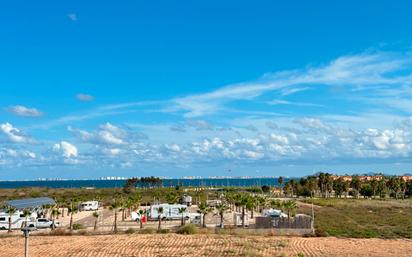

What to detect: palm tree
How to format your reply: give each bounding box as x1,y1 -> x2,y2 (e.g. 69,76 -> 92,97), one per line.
282,200 -> 297,227
235,194 -> 249,228
92,211 -> 99,231
278,176 -> 284,196
215,203 -> 229,228
67,201 -> 78,231
197,202 -> 211,228
178,207 -> 187,226
22,209 -> 31,227
109,200 -> 120,233
50,208 -> 60,230
157,207 -> 164,230
246,197 -> 256,219
138,209 -> 146,229
6,207 -> 17,232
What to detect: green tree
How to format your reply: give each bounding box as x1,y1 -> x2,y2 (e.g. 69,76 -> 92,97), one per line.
67,201 -> 78,232
235,194 -> 250,228
215,203 -> 229,228
282,200 -> 297,226
6,207 -> 17,232
333,178 -> 349,198
22,209 -> 31,227
197,202 -> 211,228
109,200 -> 120,233
178,207 -> 187,226
50,208 -> 60,230
156,206 -> 164,230
92,211 -> 99,231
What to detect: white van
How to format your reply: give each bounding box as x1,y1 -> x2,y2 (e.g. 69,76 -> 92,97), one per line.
79,201 -> 99,211
148,204 -> 189,221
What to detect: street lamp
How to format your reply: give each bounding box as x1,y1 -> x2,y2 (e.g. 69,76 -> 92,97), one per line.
21,227 -> 36,257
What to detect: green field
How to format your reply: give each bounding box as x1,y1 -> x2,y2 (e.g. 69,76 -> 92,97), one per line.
299,198 -> 412,238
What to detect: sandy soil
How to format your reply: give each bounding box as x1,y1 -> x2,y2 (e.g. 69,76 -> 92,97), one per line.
0,234 -> 411,257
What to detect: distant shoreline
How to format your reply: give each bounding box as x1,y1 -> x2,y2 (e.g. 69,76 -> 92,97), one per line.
0,177 -> 285,189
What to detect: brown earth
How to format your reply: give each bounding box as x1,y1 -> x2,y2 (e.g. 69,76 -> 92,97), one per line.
0,234 -> 411,257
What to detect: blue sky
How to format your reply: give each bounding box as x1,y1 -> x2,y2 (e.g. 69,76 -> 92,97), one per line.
2,1 -> 412,179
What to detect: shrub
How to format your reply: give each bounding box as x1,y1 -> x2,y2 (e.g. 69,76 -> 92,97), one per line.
177,224 -> 198,235
157,228 -> 170,234
77,229 -> 88,236
72,223 -> 85,230
139,228 -> 155,234
125,228 -> 136,234
49,228 -> 72,236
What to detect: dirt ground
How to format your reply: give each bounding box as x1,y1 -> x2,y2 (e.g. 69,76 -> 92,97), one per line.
0,234 -> 411,257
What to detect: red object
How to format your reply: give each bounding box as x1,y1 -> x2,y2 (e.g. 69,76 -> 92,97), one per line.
141,215 -> 147,223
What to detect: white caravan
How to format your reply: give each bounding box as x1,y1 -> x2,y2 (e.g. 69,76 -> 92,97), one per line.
79,201 -> 99,211
0,212 -> 24,230
148,204 -> 189,221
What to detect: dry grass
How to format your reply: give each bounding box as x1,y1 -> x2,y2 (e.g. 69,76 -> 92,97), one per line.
0,234 -> 411,257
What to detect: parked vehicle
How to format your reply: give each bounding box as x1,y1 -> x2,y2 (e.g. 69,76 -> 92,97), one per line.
262,208 -> 287,218
0,212 -> 24,230
79,201 -> 99,211
147,204 -> 190,221
189,213 -> 201,225
27,218 -> 61,229
181,195 -> 192,206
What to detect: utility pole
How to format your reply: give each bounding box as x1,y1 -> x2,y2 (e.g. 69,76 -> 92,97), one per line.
21,227 -> 35,257
311,194 -> 315,235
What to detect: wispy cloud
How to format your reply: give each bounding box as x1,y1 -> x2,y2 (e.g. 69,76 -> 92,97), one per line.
8,105 -> 43,117
76,93 -> 94,102
269,100 -> 324,107
170,51 -> 412,117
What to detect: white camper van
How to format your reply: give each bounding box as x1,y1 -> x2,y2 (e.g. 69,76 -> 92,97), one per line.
148,204 -> 189,221
0,212 -> 24,230
79,201 -> 99,211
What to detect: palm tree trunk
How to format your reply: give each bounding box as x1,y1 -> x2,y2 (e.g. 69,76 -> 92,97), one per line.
140,220 -> 143,229
158,218 -> 161,230
8,217 -> 11,233
242,207 -> 245,228
114,211 -> 118,233
70,213 -> 74,231
220,214 -> 224,228
202,214 -> 206,228
94,219 -> 97,231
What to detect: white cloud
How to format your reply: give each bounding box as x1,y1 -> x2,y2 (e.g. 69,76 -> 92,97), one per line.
0,123 -> 33,143
53,141 -> 78,158
8,105 -> 43,117
76,93 -> 94,102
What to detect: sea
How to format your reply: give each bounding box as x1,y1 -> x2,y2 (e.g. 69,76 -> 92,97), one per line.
0,178 -> 287,189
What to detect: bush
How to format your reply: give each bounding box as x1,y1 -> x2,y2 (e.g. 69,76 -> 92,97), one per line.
177,224 -> 198,235
49,228 -> 72,236
157,228 -> 170,234
72,223 -> 85,230
139,228 -> 155,234
125,228 -> 136,234
77,229 -> 88,235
